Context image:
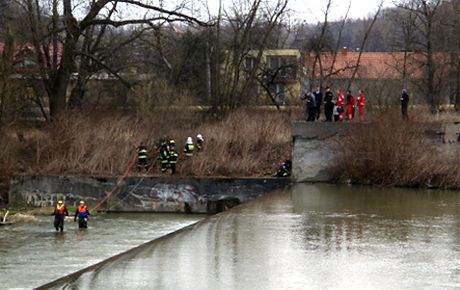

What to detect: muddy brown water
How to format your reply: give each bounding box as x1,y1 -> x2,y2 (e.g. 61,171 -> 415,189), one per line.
29,183 -> 460,289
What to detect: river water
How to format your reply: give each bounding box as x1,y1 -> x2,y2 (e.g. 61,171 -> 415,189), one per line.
5,184 -> 460,289
37,183 -> 460,290
0,213 -> 202,289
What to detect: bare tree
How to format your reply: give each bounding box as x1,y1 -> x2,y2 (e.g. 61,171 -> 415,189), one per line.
444,0 -> 460,110
346,1 -> 383,89
397,0 -> 443,110
325,0 -> 351,85
385,4 -> 418,91
308,0 -> 333,90
218,0 -> 289,110
18,0 -> 210,119
0,2 -> 28,124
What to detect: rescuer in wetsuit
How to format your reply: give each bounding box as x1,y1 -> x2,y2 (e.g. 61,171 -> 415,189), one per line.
51,199 -> 69,232
74,200 -> 90,228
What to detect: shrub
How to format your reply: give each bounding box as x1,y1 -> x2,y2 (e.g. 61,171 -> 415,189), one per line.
330,112 -> 460,188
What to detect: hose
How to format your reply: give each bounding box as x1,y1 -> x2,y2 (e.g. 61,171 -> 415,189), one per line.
93,155 -> 137,212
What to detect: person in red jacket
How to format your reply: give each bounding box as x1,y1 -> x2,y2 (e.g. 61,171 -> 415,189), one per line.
51,199 -> 69,232
346,90 -> 355,121
357,89 -> 365,121
336,90 -> 345,122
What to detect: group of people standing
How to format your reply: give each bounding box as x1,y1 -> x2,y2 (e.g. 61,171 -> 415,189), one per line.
136,134 -> 204,174
302,87 -> 366,122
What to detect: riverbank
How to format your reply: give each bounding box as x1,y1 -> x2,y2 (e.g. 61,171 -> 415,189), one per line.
0,108 -> 297,203
329,113 -> 460,189
293,110 -> 460,188
1,108 -> 460,207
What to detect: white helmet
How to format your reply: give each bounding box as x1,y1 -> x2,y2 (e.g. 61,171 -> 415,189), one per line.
187,137 -> 193,144
197,134 -> 203,140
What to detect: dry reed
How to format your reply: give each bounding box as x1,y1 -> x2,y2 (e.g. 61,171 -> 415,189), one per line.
7,108 -> 293,177
330,111 -> 460,188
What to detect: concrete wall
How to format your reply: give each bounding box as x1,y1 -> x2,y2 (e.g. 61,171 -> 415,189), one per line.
8,175 -> 290,213
292,122 -> 355,183
292,121 -> 457,183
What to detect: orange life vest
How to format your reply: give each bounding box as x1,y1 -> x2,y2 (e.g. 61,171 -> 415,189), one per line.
77,205 -> 89,218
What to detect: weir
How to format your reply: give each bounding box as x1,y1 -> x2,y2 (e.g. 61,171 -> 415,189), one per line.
8,175 -> 290,213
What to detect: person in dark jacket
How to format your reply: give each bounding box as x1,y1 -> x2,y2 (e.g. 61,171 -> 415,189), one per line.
52,199 -> 69,232
313,87 -> 323,120
301,91 -> 316,121
74,200 -> 90,229
401,89 -> 409,120
324,87 -> 334,122
275,160 -> 292,177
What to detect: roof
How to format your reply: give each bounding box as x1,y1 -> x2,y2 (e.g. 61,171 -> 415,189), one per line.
304,50 -> 449,80
0,42 -> 63,70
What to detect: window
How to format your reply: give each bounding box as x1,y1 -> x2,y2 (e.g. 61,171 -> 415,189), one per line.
266,55 -> 297,81
244,57 -> 257,71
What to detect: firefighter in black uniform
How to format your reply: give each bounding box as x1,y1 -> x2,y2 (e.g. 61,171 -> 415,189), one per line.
158,141 -> 169,173
167,139 -> 179,174
136,142 -> 149,172
274,160 -> 292,177
196,134 -> 204,151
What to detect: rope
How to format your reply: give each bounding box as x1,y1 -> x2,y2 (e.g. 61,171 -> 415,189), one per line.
93,155 -> 137,212
106,176 -> 145,211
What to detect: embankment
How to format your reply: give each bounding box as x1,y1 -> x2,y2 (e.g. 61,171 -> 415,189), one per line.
292,121 -> 460,184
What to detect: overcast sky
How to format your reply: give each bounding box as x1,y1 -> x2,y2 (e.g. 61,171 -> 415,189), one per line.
206,0 -> 394,23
